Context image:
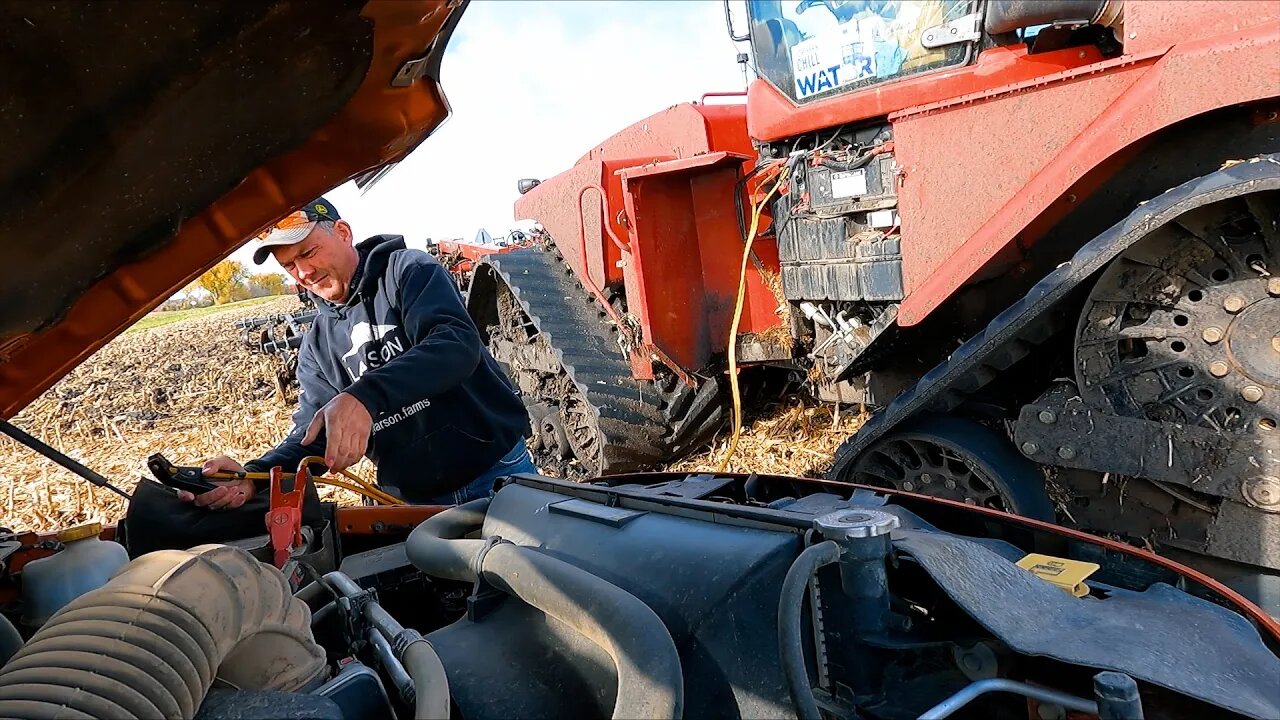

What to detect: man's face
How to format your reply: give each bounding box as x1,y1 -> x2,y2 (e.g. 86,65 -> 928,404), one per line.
272,220 -> 359,303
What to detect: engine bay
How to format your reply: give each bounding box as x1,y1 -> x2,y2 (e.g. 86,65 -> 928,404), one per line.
1,471 -> 1278,719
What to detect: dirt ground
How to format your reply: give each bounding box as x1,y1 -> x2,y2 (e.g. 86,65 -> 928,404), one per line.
0,298 -> 862,532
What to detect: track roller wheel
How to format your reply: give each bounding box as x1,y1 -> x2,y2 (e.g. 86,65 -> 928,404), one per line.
835,415 -> 1055,521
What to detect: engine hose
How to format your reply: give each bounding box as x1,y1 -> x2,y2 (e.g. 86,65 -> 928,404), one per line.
324,571 -> 451,720
407,500 -> 684,719
779,540 -> 842,720
404,497 -> 491,583
367,629 -> 416,708
401,636 -> 451,720
481,543 -> 684,719
0,545 -> 325,719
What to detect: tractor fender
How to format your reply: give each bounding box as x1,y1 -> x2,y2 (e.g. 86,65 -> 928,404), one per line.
828,154 -> 1280,478
897,21 -> 1280,324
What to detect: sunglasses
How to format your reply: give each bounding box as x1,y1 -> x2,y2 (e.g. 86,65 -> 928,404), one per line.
255,210 -> 317,242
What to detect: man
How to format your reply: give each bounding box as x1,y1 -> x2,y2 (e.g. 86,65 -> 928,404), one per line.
180,197 -> 533,509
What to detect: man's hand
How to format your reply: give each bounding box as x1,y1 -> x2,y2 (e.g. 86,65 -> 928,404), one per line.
177,455 -> 255,510
302,392 -> 372,473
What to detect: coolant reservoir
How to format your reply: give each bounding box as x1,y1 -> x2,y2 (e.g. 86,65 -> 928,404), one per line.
21,522 -> 130,627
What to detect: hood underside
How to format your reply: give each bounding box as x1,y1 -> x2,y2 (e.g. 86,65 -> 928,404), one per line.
0,0 -> 465,418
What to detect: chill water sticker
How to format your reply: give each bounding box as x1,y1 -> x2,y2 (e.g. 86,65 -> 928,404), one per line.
791,28 -> 875,100
791,14 -> 887,100
788,6 -> 930,100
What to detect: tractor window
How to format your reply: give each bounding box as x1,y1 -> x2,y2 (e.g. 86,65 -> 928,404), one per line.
748,0 -> 980,104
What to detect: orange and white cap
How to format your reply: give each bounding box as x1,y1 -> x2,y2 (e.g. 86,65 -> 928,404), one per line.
251,198 -> 340,264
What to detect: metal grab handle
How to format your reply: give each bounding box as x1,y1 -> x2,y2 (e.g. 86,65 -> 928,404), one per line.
573,184 -> 631,338
578,183 -> 630,255
700,91 -> 748,104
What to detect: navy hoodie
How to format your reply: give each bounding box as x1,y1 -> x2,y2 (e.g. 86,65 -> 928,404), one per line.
245,235 -> 530,502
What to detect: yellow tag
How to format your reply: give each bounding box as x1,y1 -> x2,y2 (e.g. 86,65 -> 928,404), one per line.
1017,553 -> 1100,597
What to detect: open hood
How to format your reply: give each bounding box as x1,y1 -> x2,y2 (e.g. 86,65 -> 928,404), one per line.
0,0 -> 467,418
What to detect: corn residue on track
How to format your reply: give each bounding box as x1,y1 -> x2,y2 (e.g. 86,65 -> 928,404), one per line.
1,298 -> 864,532
672,399 -> 865,478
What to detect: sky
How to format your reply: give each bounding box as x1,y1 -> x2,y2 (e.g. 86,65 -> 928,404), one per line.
237,0 -> 751,275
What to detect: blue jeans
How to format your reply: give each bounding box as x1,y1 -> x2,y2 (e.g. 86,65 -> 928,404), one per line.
421,438 -> 537,505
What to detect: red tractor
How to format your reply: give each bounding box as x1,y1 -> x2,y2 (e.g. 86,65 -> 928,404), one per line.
464,1 -> 1280,607
2,3 -> 1279,716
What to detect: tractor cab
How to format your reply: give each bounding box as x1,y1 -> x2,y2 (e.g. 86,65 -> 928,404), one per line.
746,0 -> 979,104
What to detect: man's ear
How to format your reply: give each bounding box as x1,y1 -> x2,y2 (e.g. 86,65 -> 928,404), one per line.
335,219 -> 355,246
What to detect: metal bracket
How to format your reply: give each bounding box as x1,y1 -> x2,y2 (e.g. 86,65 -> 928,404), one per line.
1013,398 -> 1279,510
1014,401 -> 1228,489
922,13 -> 981,49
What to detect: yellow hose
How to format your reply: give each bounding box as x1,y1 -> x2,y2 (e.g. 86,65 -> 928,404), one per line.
297,456 -> 404,505
717,168 -> 790,473
313,478 -> 400,505
335,468 -> 403,505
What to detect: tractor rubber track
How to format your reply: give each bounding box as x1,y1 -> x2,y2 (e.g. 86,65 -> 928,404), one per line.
484,246 -> 725,477
828,156 -> 1280,479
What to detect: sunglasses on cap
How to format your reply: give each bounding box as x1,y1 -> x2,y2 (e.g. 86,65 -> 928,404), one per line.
255,210 -> 320,242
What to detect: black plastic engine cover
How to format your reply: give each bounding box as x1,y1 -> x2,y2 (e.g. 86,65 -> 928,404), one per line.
425,482 -> 802,719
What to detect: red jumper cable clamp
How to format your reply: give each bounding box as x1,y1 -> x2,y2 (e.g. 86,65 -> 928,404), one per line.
266,464 -> 307,568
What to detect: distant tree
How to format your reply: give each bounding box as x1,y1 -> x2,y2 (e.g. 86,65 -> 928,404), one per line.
197,260 -> 248,304
247,272 -> 288,297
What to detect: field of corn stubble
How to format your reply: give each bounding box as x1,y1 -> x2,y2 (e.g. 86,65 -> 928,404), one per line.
0,297 -> 862,532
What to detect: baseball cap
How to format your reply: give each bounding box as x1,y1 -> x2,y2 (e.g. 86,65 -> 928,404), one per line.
251,197 -> 341,265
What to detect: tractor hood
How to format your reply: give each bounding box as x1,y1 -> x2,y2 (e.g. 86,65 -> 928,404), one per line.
0,0 -> 467,418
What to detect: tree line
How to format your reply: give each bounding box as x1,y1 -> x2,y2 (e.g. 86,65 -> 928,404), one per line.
160,260 -> 293,310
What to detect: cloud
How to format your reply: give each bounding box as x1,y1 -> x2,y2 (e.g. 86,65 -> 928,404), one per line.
237,1 -> 748,272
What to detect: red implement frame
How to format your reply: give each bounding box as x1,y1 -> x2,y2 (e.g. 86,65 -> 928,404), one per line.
335,504 -> 449,535
435,238 -> 527,278
434,240 -> 525,263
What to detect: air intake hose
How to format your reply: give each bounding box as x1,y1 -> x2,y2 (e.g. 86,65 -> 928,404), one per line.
407,497 -> 684,719
0,545 -> 326,719
404,497 -> 490,583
